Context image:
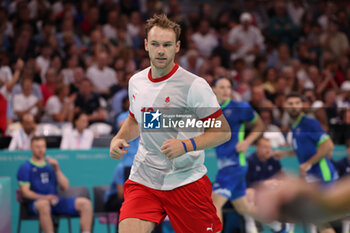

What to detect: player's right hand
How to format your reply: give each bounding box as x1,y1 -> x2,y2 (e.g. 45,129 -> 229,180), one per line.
110,138 -> 130,160
44,194 -> 58,203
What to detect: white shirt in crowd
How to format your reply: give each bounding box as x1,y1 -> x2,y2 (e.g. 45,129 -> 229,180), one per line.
263,124 -> 287,148
13,94 -> 39,117
60,128 -> 94,150
61,68 -> 74,85
8,129 -> 35,151
191,32 -> 218,58
42,96 -> 72,122
86,65 -> 117,92
103,24 -> 118,40
0,65 -> 13,83
228,25 -> 264,61
36,55 -> 50,83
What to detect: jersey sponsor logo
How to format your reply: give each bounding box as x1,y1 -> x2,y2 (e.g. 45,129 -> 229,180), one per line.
143,110 -> 162,129
165,96 -> 170,103
142,108 -> 223,131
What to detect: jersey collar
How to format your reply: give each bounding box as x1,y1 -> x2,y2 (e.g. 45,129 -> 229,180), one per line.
148,64 -> 179,83
292,113 -> 304,129
30,158 -> 47,167
220,99 -> 230,109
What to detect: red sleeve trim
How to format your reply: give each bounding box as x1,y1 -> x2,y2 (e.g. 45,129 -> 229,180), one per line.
200,109 -> 222,121
129,110 -> 135,118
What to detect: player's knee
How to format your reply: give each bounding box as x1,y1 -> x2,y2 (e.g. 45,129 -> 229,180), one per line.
75,197 -> 92,213
35,200 -> 51,214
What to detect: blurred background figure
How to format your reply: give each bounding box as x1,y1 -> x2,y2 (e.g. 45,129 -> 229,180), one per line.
8,113 -> 36,151
60,112 -> 93,150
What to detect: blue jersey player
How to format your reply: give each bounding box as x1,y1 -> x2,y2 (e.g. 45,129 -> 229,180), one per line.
273,93 -> 337,233
17,136 -> 93,233
211,78 -> 264,232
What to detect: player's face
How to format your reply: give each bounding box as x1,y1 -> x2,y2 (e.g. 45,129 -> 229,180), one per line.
145,26 -> 180,71
214,79 -> 232,103
31,139 -> 46,160
285,97 -> 303,119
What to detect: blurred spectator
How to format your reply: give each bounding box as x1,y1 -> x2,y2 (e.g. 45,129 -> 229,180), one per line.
102,9 -> 119,41
74,78 -> 106,122
191,19 -> 218,58
263,67 -> 277,98
8,114 -> 36,151
179,49 -> 204,75
0,7 -> 14,39
320,19 -> 349,59
80,5 -> 99,36
0,58 -> 23,100
249,83 -> 273,112
227,12 -> 264,65
69,67 -> 85,94
60,112 -> 93,150
286,0 -> 305,26
324,89 -> 340,126
42,84 -> 76,123
13,78 -> 43,120
40,68 -> 58,106
112,73 -> 133,118
86,51 -> 117,98
267,0 -> 299,47
34,21 -> 54,45
338,81 -> 350,109
246,137 -> 283,187
61,55 -> 79,85
260,109 -> 286,148
35,43 -> 53,83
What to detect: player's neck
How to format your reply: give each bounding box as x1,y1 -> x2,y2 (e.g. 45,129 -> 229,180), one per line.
31,156 -> 45,164
150,62 -> 175,79
291,113 -> 304,127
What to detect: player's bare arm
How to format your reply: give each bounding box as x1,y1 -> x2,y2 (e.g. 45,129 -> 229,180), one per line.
20,185 -> 58,202
161,114 -> 231,160
236,116 -> 264,153
299,138 -> 334,177
47,157 -> 69,191
110,114 -> 140,160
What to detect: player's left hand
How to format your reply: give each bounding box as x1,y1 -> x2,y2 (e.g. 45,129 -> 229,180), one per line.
47,157 -> 59,171
161,139 -> 186,160
236,140 -> 249,153
299,162 -> 312,177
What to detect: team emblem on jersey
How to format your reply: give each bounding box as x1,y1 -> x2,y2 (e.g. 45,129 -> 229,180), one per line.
164,96 -> 171,108
143,110 -> 162,129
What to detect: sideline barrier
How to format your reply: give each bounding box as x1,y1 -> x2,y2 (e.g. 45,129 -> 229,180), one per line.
0,146 -> 346,233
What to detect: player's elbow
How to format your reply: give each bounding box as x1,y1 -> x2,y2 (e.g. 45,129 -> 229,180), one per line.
221,130 -> 231,143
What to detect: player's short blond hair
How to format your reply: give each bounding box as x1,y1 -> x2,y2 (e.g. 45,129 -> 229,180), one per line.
145,14 -> 181,41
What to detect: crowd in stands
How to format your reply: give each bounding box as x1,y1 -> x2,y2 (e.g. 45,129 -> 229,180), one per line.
1,0 -> 350,149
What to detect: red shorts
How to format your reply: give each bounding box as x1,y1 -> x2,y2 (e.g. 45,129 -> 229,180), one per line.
119,175 -> 222,233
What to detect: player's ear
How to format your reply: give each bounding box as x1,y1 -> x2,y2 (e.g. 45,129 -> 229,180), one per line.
175,40 -> 180,53
144,38 -> 149,51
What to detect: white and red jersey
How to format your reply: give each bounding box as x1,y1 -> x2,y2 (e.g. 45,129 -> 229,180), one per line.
128,64 -> 222,190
